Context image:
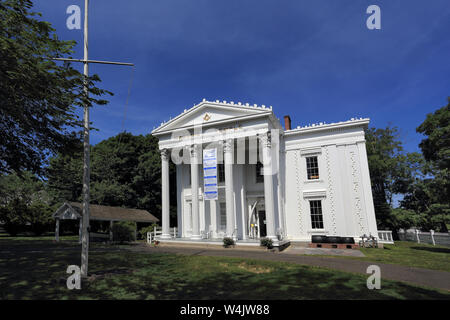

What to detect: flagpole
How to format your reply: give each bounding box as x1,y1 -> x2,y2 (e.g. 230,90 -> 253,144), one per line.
48,0 -> 134,279
80,0 -> 90,278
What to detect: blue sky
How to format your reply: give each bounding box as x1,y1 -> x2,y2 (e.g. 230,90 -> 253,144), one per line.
34,0 -> 450,153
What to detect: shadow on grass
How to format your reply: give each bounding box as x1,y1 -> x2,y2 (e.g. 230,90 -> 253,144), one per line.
1,240 -> 449,300
411,246 -> 450,254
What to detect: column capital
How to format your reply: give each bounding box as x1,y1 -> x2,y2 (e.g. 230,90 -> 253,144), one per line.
223,138 -> 234,154
160,148 -> 170,161
188,144 -> 200,158
259,132 -> 271,148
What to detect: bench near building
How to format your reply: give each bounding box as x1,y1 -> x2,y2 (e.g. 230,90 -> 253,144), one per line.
152,99 -> 380,247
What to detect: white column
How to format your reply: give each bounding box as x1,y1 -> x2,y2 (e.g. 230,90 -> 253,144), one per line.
241,186 -> 248,240
261,132 -> 277,241
161,149 -> 171,239
210,200 -> 217,238
176,165 -> 182,238
224,139 -> 236,240
190,145 -> 201,240
55,218 -> 60,242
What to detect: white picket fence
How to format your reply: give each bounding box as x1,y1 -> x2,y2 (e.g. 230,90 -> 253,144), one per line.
146,227 -> 177,244
398,229 -> 450,247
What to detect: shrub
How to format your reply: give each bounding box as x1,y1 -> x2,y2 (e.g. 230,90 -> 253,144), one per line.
260,237 -> 273,249
138,222 -> 158,240
112,221 -> 135,243
223,237 -> 235,248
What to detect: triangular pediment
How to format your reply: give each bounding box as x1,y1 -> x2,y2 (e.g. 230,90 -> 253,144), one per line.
53,202 -> 82,220
152,100 -> 272,134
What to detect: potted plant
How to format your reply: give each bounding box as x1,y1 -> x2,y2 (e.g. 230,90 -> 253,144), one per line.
260,237 -> 274,249
223,237 -> 235,248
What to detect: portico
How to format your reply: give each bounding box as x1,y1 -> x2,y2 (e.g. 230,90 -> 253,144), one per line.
153,99 -> 283,243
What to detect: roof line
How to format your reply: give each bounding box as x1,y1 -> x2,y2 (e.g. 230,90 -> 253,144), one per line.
151,99 -> 274,133
284,118 -> 370,136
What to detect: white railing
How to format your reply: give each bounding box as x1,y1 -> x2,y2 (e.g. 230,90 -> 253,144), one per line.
398,229 -> 450,246
378,230 -> 394,244
146,227 -> 177,244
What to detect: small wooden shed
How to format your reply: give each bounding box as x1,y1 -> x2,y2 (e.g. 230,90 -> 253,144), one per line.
53,202 -> 159,242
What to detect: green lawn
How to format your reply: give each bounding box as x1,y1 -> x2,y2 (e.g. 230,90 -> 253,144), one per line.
317,241 -> 450,272
0,238 -> 449,300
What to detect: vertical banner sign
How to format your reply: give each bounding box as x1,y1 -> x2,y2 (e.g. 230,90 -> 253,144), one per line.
203,148 -> 218,200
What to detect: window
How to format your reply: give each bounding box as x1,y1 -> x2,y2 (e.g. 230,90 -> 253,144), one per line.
219,202 -> 227,231
306,156 -> 319,180
309,200 -> 324,229
256,162 -> 264,183
218,164 -> 225,183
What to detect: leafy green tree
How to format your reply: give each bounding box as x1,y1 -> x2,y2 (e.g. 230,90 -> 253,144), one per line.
46,144 -> 83,203
0,171 -> 54,235
402,98 -> 450,231
0,198 -> 28,236
26,201 -> 54,235
416,98 -> 450,171
364,126 -> 420,230
0,171 -> 46,206
390,208 -> 424,233
0,0 -> 111,176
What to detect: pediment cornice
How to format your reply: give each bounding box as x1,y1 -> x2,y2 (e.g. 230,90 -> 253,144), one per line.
152,99 -> 280,135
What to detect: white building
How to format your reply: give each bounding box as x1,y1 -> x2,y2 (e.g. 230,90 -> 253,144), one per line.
152,99 -> 378,245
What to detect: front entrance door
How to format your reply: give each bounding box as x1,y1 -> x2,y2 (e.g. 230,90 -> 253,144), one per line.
258,210 -> 267,237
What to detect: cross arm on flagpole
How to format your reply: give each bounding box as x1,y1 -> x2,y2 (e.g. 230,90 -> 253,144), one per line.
50,57 -> 134,67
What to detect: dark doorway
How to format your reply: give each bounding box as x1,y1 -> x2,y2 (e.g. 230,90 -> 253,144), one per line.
258,210 -> 267,237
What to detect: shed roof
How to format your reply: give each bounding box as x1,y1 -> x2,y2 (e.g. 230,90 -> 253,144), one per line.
53,202 -> 159,223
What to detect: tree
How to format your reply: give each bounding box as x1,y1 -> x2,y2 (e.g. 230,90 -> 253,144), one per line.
0,198 -> 28,236
0,0 -> 111,176
416,98 -> 450,171
0,171 -> 46,206
401,98 -> 450,231
26,201 -> 54,235
0,171 -> 54,235
390,208 -> 424,234
364,126 -> 420,231
46,144 -> 83,203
